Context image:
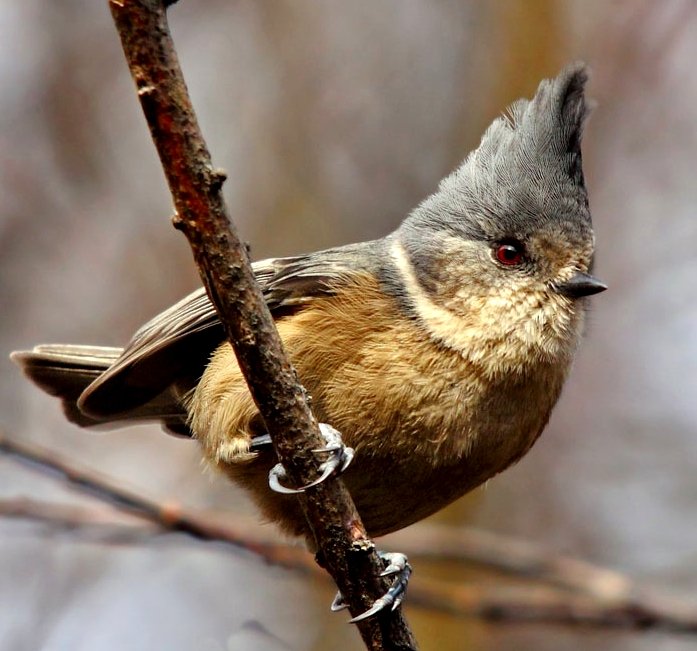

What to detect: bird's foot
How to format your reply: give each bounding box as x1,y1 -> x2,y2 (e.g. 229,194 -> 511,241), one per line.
268,423 -> 354,494
331,551 -> 412,623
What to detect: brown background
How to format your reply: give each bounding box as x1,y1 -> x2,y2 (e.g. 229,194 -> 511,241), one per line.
2,2 -> 697,650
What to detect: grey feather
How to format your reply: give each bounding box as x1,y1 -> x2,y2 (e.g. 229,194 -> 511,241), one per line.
14,242 -> 385,423
393,64 -> 595,303
402,62 -> 593,246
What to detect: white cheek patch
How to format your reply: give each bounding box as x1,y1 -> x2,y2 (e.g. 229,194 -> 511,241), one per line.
390,239 -> 483,353
390,239 -> 579,371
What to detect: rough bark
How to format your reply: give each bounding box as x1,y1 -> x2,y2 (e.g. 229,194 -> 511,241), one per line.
107,1 -> 418,648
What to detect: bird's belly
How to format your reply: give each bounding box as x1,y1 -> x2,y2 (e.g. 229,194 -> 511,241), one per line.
344,416 -> 545,538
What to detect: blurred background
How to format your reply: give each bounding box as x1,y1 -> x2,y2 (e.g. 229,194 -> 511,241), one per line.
2,1 -> 697,650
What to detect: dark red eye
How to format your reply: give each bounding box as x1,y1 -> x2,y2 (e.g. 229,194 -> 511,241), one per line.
494,241 -> 525,266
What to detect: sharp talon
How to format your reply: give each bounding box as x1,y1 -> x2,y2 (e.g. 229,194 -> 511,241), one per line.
330,592 -> 348,612
339,446 -> 355,473
268,463 -> 305,494
268,423 -> 354,494
249,433 -> 272,452
312,422 -> 355,480
347,551 -> 411,624
349,599 -> 387,623
300,459 -> 337,490
379,551 -> 408,577
312,443 -> 341,454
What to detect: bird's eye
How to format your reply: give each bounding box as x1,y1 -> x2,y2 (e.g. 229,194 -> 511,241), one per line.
494,240 -> 525,266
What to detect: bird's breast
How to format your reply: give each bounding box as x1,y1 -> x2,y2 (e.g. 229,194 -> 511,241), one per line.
281,277 -> 572,536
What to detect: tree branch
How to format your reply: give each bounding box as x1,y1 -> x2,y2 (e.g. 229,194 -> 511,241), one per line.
5,431 -> 697,635
385,525 -> 631,601
106,1 -> 417,648
410,580 -> 697,634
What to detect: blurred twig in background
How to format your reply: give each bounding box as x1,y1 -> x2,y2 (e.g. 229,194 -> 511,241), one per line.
3,430 -> 697,634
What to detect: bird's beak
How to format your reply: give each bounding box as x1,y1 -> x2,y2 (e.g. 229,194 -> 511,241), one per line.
554,272 -> 607,298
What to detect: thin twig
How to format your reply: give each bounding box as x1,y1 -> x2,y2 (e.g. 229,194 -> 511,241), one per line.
385,525 -> 631,601
410,579 -> 697,634
5,431 -> 697,634
108,3 -> 417,648
0,497 -> 149,530
0,431 -> 310,568
0,432 -> 635,599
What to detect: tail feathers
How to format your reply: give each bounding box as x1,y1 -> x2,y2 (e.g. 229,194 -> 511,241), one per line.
11,345 -> 190,434
11,345 -> 121,398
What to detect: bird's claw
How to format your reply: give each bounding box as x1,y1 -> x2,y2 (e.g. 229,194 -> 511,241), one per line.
268,423 -> 354,494
268,464 -> 301,494
330,551 -> 412,623
379,551 -> 409,578
330,592 -> 349,612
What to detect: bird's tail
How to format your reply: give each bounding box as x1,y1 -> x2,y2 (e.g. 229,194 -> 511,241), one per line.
11,345 -> 124,427
11,344 -> 191,436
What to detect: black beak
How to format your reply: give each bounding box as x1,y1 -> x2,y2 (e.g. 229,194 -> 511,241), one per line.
554,272 -> 607,299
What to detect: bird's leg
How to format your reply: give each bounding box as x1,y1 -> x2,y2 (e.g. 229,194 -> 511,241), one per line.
268,423 -> 354,494
330,551 -> 412,623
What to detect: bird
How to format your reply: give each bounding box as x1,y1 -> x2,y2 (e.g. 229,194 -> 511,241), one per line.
12,63 -> 605,618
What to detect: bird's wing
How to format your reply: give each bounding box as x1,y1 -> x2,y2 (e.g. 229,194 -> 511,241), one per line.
79,241 -> 382,418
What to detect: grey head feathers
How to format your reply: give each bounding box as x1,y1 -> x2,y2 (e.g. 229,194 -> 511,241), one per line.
400,63 -> 594,247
